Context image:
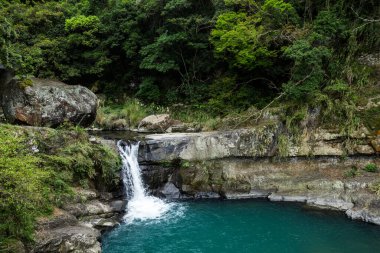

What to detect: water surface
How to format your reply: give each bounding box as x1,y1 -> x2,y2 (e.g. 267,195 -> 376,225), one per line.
102,200 -> 380,253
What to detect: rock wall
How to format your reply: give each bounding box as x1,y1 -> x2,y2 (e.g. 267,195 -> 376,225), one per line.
138,122 -> 380,225
140,124 -> 377,162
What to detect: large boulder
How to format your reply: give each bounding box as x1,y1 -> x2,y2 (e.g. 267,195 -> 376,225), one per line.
136,113 -> 199,133
138,114 -> 174,133
1,77 -> 97,127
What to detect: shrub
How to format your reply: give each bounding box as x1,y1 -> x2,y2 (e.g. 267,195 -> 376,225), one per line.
96,98 -> 162,129
0,123 -> 120,243
364,163 -> 378,173
344,166 -> 358,178
0,125 -> 52,241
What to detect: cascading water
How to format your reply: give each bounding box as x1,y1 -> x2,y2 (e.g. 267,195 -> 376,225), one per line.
117,140 -> 178,224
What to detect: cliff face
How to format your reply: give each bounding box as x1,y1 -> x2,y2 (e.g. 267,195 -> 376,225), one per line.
140,125 -> 377,162
138,121 -> 380,225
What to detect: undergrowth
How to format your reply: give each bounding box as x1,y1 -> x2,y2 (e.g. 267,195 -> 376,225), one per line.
96,98 -> 165,130
0,124 -> 120,248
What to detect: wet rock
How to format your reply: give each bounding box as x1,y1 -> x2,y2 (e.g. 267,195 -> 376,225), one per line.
89,136 -> 101,144
269,194 -> 307,203
142,154 -> 380,225
2,78 -> 97,127
306,198 -> 354,211
161,182 -> 181,199
92,218 -> 119,231
224,192 -> 260,199
110,200 -> 126,212
346,208 -> 380,225
194,192 -> 221,199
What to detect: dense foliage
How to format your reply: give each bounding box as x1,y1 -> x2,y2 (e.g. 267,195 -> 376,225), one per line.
0,124 -> 120,248
0,0 -> 378,114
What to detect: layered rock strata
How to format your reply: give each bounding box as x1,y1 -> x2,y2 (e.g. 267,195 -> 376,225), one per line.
138,125 -> 380,225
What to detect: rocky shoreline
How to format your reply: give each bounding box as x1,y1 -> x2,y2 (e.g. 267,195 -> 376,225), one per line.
26,122 -> 380,252
31,188 -> 125,253
137,125 -> 380,226
140,155 -> 380,225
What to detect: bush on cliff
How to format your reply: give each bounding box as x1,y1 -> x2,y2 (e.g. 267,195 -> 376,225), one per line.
0,124 -> 120,247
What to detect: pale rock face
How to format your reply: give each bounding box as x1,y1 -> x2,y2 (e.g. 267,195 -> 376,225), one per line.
371,136 -> 380,152
138,114 -> 174,133
33,226 -> 101,253
140,122 -> 378,162
33,188 -> 124,253
354,145 -> 376,155
346,209 -> 380,225
1,78 -> 97,127
138,124 -> 380,225
140,123 -> 281,161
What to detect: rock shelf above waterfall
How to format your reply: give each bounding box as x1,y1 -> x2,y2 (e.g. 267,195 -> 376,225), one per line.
139,123 -> 378,163
136,123 -> 380,225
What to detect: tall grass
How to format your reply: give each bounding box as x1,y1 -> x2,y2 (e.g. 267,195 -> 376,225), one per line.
96,99 -> 165,130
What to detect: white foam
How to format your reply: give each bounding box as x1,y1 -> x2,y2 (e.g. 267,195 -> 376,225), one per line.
117,140 -> 182,224
123,196 -> 171,223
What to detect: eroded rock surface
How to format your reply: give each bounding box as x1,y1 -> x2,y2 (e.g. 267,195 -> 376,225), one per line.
138,122 -> 380,225
31,188 -> 125,253
140,124 -> 377,163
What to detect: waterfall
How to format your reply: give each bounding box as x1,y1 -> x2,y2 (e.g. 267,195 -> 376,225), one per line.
117,140 -> 173,224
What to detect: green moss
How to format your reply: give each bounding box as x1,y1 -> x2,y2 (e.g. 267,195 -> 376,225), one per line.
277,134 -> 290,157
364,163 -> 378,173
360,106 -> 380,133
344,166 -> 358,178
17,78 -> 33,90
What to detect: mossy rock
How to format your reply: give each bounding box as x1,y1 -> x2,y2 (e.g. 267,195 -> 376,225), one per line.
360,106 -> 380,133
221,179 -> 251,193
17,78 -> 33,90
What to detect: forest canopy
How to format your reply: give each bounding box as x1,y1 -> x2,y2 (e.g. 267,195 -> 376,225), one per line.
0,0 -> 379,113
